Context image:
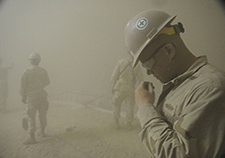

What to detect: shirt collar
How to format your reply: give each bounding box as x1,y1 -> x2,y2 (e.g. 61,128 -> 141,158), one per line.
164,56 -> 208,86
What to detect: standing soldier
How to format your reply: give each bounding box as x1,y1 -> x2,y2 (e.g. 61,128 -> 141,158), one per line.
0,57 -> 13,113
20,53 -> 50,145
111,54 -> 144,130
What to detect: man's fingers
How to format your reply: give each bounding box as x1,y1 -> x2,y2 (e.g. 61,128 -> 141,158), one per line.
140,81 -> 155,91
142,81 -> 150,90
135,81 -> 156,106
150,82 -> 155,89
137,81 -> 155,91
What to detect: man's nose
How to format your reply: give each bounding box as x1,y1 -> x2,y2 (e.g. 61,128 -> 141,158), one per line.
147,69 -> 153,75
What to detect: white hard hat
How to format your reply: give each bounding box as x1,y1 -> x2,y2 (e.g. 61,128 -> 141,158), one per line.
124,10 -> 176,68
29,53 -> 41,61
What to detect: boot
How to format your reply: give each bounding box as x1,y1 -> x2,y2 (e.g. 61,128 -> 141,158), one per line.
23,133 -> 37,145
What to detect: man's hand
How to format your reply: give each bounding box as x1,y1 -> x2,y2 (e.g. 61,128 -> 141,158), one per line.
135,81 -> 155,108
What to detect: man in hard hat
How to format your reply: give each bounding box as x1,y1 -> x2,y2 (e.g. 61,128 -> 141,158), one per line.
20,53 -> 50,145
111,53 -> 143,130
0,57 -> 13,113
124,9 -> 225,158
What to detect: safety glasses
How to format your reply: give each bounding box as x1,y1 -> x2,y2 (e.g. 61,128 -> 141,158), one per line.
141,44 -> 165,70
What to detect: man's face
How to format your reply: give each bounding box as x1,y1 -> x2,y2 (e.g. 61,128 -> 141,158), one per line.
139,42 -> 175,83
30,59 -> 40,66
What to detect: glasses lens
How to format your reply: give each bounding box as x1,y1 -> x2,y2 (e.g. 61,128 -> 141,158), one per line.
142,58 -> 155,70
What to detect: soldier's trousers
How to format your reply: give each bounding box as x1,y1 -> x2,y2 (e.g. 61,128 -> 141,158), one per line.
26,98 -> 49,134
112,91 -> 135,122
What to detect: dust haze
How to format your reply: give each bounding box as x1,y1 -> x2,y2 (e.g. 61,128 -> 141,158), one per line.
0,0 -> 225,158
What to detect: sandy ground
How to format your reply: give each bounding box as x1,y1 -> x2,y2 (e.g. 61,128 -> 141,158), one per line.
0,101 -> 149,158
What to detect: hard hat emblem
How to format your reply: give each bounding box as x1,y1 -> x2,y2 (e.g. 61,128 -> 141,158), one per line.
136,17 -> 148,30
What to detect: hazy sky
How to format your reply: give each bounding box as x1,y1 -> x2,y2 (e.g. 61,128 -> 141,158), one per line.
0,0 -> 225,104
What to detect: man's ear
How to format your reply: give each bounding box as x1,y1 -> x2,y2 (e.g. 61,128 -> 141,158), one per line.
164,43 -> 176,60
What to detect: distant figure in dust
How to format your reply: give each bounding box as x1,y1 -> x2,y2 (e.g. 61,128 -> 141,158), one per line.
0,57 -> 13,113
20,53 -> 50,145
111,54 -> 144,130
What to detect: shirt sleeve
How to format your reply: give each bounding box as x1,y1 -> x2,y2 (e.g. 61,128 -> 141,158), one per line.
137,86 -> 225,158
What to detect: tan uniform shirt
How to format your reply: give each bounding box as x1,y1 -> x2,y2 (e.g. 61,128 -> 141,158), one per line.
137,56 -> 225,158
20,65 -> 50,103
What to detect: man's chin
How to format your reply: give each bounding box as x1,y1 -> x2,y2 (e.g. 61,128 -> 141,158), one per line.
154,76 -> 162,83
156,77 -> 167,84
